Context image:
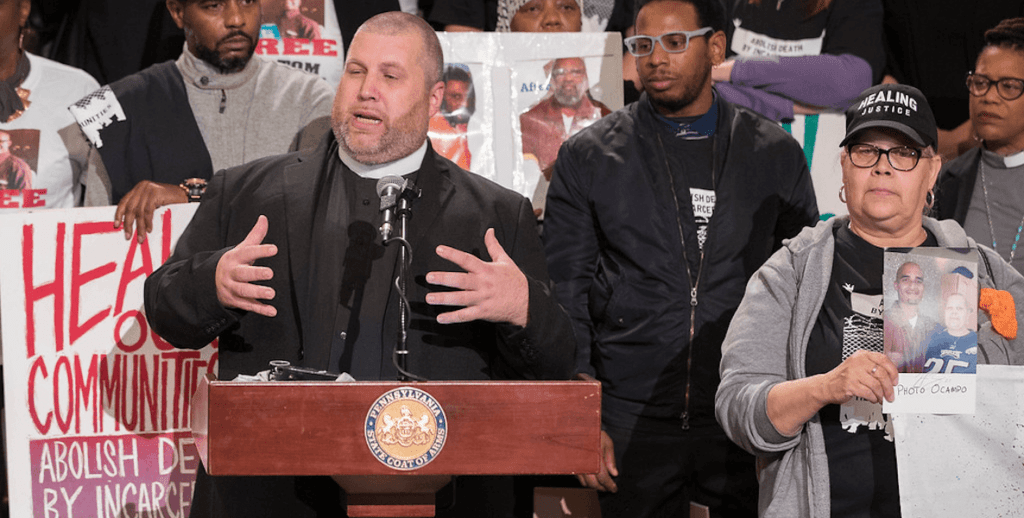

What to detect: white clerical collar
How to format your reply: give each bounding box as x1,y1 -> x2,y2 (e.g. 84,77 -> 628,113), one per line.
1002,149 -> 1024,168
982,146 -> 1024,168
337,141 -> 428,179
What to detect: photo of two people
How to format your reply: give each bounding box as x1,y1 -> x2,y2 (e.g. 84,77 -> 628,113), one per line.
884,248 -> 979,375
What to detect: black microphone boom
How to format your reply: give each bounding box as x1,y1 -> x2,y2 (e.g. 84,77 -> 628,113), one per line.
376,176 -> 405,241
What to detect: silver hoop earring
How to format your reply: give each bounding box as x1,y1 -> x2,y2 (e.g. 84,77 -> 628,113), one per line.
925,190 -> 934,209
839,185 -> 847,203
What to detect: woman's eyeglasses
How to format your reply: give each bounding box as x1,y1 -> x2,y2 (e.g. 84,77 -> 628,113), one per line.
966,72 -> 1024,101
847,144 -> 925,171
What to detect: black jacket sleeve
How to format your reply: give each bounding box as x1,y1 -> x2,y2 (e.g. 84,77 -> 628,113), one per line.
144,169 -> 241,349
493,192 -> 577,380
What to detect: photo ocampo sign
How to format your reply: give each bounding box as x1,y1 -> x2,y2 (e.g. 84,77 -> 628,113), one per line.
883,247 -> 979,414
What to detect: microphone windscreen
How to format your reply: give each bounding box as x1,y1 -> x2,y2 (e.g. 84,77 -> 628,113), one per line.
376,176 -> 406,211
376,176 -> 405,196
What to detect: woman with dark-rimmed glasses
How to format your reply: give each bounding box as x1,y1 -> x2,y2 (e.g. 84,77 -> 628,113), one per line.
935,17 -> 1024,276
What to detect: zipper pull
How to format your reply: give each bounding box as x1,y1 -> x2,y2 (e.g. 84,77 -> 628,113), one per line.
219,89 -> 226,114
690,287 -> 698,307
680,411 -> 690,430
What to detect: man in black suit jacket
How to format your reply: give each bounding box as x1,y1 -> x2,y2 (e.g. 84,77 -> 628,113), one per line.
144,11 -> 574,517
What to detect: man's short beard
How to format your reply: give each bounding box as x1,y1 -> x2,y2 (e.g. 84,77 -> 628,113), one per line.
644,65 -> 711,116
194,36 -> 255,74
649,93 -> 698,116
554,87 -> 585,107
332,119 -> 426,166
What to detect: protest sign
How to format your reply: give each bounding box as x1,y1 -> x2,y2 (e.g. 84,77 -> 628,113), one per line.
433,32 -> 623,206
894,365 -> 1024,517
257,0 -> 343,87
1,205 -> 212,518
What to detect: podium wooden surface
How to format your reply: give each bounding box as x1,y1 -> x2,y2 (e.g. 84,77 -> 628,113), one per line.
191,375 -> 602,517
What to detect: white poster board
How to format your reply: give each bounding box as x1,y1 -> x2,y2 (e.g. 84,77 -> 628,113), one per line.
894,365 -> 1024,517
256,0 -> 344,88
0,205 -> 213,518
433,32 -> 623,201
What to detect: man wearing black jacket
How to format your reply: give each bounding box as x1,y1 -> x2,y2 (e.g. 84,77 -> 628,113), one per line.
145,12 -> 574,517
543,0 -> 818,516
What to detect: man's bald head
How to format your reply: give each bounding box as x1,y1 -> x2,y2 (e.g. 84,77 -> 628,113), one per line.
356,12 -> 444,87
894,261 -> 925,306
896,262 -> 921,280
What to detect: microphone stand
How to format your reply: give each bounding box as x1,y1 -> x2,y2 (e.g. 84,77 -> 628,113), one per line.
388,184 -> 423,381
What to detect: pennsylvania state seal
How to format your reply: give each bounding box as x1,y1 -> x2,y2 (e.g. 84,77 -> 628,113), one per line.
365,387 -> 447,470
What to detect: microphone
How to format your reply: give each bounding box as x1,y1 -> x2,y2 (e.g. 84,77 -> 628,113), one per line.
395,181 -> 419,236
376,176 -> 405,241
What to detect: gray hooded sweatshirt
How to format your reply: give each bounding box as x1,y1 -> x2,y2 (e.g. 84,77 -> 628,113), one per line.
716,215 -> 1024,517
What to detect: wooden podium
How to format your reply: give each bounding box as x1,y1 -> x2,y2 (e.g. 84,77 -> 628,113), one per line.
191,375 -> 602,517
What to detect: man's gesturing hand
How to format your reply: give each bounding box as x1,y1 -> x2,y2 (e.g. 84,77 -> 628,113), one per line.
425,228 -> 529,327
215,215 -> 278,317
114,181 -> 188,243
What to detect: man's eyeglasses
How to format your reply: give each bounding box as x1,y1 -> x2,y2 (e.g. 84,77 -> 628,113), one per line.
552,67 -> 586,79
847,144 -> 926,171
624,27 -> 713,57
966,72 -> 1024,101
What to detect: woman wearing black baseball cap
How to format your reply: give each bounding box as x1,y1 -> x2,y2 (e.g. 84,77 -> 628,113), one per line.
715,83 -> 1024,517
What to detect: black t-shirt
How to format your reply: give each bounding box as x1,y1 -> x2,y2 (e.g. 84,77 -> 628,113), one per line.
427,0 -> 499,31
806,225 -> 936,517
881,0 -> 1024,129
651,98 -> 719,283
808,225 -> 885,378
725,0 -> 886,82
426,0 -> 635,33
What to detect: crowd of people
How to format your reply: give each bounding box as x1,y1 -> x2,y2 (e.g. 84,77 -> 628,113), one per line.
2,0 -> 1024,517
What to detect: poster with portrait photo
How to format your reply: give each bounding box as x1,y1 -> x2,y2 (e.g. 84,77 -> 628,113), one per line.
428,63 -> 481,173
435,32 -> 623,203
261,0 -> 325,29
0,128 -> 38,191
512,54 -> 613,216
257,0 -> 343,87
883,247 -> 979,414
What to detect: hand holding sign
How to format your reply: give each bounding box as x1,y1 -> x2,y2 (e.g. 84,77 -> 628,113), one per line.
215,215 -> 278,317
114,180 -> 188,243
819,350 -> 899,405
